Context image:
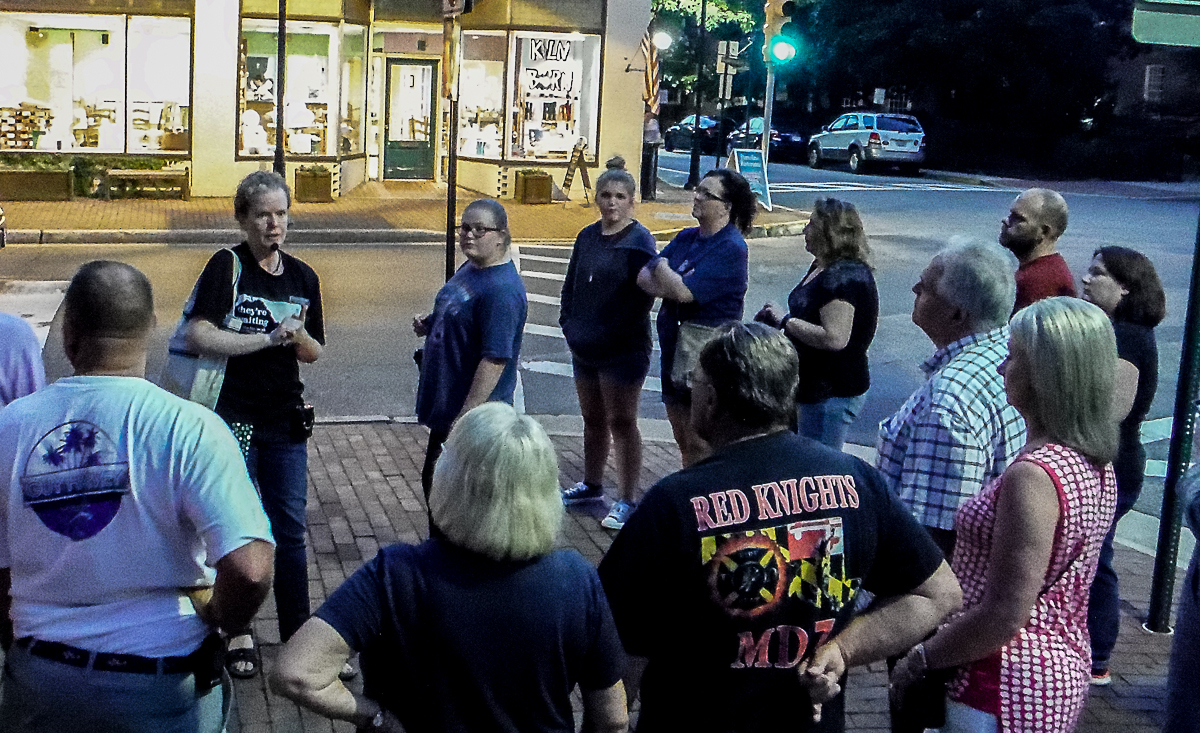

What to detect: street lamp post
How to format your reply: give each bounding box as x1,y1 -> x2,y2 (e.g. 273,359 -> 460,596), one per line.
274,0 -> 286,176
684,0 -> 708,190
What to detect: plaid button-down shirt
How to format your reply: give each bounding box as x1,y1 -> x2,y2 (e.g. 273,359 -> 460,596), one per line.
876,326 -> 1027,530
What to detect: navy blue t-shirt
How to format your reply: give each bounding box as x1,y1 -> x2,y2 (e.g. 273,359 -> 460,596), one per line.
559,220 -> 657,362
316,540 -> 625,733
787,259 -> 879,403
598,430 -> 944,733
655,223 -> 749,380
416,260 -> 527,433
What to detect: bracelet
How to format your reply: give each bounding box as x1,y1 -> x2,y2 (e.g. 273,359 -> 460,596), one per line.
779,315 -> 793,331
907,642 -> 929,677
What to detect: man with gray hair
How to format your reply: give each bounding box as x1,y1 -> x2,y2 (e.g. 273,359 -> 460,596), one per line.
999,187 -> 1076,311
599,322 -> 961,733
878,242 -> 1026,558
877,242 -> 1026,733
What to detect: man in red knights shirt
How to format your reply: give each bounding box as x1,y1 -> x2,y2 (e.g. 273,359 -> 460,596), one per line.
999,188 -> 1076,312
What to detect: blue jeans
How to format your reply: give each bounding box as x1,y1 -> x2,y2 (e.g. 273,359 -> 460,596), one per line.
941,700 -> 999,733
246,430 -> 310,642
0,643 -> 223,733
797,394 -> 865,451
1087,440 -> 1144,671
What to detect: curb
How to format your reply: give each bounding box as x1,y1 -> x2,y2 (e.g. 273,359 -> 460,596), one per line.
3,228 -> 446,246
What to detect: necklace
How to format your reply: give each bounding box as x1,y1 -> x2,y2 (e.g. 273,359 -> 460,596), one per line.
266,254 -> 283,275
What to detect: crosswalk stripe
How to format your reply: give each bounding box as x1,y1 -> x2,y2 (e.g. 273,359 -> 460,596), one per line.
520,254 -> 571,265
527,292 -> 560,306
523,360 -> 662,393
522,270 -> 566,282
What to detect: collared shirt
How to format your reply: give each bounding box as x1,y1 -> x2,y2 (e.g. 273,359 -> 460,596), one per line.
876,326 -> 1027,530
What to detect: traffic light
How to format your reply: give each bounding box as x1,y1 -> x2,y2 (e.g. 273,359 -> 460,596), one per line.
763,0 -> 800,65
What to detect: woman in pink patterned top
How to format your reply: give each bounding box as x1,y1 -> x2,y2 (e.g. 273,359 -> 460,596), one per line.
891,296 -> 1119,733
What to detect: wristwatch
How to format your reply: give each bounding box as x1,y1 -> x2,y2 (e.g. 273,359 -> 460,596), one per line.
779,314 -> 793,330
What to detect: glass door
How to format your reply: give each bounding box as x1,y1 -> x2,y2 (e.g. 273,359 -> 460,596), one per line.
384,60 -> 436,179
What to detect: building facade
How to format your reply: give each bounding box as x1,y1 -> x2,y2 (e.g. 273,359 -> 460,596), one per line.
0,0 -> 650,198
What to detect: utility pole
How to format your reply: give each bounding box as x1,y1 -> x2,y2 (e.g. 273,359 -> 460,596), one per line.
761,67 -> 775,165
442,0 -> 468,282
684,0 -> 708,190
273,0 -> 286,176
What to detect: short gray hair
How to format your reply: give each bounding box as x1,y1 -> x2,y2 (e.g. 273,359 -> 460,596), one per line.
933,241 -> 1018,332
234,170 -> 291,220
1010,297 -> 1117,463
697,322 -> 798,431
429,403 -> 563,561
1022,188 -> 1068,240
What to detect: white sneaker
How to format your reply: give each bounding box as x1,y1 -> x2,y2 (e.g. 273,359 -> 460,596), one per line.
601,500 -> 636,530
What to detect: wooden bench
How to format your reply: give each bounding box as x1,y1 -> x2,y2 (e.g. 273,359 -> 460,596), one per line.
104,168 -> 190,200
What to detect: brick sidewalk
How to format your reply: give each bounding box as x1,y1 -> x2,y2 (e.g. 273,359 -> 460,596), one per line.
0,181 -> 805,244
228,421 -> 1178,733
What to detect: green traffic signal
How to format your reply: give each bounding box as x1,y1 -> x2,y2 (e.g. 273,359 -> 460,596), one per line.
769,36 -> 798,63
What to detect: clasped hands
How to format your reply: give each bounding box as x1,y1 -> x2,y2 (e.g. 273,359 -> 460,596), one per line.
268,305 -> 308,347
796,640 -> 848,724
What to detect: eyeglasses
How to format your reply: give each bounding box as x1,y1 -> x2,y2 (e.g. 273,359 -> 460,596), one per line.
695,188 -> 726,202
458,223 -> 502,236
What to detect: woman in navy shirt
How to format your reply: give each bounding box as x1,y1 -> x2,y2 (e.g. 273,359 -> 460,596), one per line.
637,169 -> 753,466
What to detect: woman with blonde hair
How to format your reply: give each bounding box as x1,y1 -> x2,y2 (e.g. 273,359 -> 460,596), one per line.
890,297 -> 1118,733
272,402 -> 628,733
756,198 -> 878,449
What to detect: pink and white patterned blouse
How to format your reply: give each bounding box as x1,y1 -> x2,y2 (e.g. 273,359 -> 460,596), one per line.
946,443 -> 1116,733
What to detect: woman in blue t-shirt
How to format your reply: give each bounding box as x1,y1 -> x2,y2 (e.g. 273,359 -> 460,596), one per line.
637,169 -> 753,466
558,169 -> 658,531
1081,246 -> 1166,685
755,198 -> 878,450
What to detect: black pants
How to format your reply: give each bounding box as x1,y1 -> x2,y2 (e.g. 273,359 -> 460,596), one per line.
421,429 -> 450,540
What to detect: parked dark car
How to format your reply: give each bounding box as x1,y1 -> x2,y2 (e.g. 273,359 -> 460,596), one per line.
725,117 -> 808,162
664,115 -> 720,154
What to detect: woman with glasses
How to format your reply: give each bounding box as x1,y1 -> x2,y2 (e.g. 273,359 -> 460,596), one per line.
1080,246 -> 1166,685
755,198 -> 878,450
637,169 -> 754,467
558,168 -> 658,531
413,198 -> 528,507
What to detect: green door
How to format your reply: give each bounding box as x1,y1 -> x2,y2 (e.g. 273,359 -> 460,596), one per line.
384,60 -> 437,180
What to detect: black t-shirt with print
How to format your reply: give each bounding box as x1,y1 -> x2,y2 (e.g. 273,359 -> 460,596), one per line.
185,243 -> 325,425
598,430 -> 944,733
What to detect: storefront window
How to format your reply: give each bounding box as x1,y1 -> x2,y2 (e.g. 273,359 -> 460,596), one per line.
239,19 -> 339,158
340,25 -> 366,155
127,16 -> 191,152
458,31 -> 506,160
509,32 -> 600,162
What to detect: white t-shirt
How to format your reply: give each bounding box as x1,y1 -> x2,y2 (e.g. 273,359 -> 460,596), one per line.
0,376 -> 274,656
0,312 -> 45,407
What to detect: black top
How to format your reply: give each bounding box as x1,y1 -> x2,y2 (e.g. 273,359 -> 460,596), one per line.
559,220 -> 657,362
598,430 -> 944,733
787,259 -> 878,403
185,244 -> 325,425
1114,319 -> 1158,448
317,540 -> 625,733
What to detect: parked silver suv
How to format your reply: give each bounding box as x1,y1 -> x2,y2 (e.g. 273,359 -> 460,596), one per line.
807,112 -> 925,174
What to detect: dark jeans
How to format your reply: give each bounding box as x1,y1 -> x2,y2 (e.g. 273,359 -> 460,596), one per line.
246,429 -> 310,643
1087,441 -> 1144,671
1166,549 -> 1200,732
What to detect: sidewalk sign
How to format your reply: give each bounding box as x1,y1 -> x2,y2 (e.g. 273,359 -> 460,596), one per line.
561,139 -> 592,203
727,148 -> 771,211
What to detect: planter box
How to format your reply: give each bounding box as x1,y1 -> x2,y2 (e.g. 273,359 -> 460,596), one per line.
515,170 -> 552,204
294,171 -> 334,203
0,168 -> 73,201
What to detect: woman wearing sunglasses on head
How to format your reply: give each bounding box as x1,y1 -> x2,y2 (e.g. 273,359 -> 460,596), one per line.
412,199 -> 528,509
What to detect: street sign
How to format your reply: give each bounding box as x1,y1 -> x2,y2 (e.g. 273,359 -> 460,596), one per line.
1133,0 -> 1200,46
727,148 -> 771,211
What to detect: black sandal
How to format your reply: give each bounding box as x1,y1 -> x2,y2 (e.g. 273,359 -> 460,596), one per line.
225,633 -> 260,679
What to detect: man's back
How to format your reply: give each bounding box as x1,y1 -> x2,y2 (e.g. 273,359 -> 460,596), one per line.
0,375 -> 270,655
598,431 -> 944,733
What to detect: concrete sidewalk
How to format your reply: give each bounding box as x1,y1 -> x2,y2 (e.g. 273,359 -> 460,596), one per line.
227,420 -> 1179,733
0,180 -> 807,246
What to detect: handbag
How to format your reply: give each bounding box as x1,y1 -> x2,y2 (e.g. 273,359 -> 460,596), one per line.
670,321 -> 722,391
158,250 -> 242,410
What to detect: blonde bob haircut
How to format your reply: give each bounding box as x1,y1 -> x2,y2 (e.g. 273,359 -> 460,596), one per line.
429,402 -> 563,561
1009,296 -> 1118,464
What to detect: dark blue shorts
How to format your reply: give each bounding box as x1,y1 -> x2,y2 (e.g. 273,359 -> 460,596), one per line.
571,350 -> 651,386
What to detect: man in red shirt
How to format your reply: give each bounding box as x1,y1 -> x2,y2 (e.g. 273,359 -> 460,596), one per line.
999,188 -> 1076,311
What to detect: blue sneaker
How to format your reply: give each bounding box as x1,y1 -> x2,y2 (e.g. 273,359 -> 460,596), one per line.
601,500 -> 636,530
561,482 -> 603,505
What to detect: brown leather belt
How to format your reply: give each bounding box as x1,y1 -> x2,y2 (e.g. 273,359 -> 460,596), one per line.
17,637 -> 199,675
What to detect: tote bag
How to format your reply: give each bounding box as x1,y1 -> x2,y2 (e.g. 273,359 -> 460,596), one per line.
159,251 -> 242,410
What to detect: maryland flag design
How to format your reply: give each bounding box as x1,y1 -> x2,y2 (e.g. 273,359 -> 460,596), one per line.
702,518 -> 860,621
